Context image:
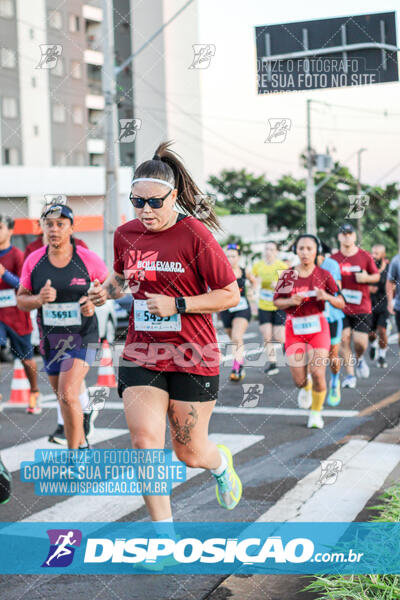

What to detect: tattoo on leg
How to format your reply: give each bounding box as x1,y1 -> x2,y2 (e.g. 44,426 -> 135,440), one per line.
169,403 -> 198,445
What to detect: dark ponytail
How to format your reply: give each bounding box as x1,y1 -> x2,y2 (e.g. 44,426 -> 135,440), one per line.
133,141 -> 221,232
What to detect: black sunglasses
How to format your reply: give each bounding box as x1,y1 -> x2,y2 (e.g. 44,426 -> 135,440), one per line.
129,189 -> 171,209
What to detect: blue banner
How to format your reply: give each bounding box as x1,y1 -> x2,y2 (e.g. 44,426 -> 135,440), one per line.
0,522 -> 399,574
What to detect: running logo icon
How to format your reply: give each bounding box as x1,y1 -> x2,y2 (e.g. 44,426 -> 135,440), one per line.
189,44 -> 216,69
240,384 -> 264,408
36,45 -> 62,69
265,118 -> 291,143
346,195 -> 369,219
319,460 -> 343,485
118,119 -> 142,143
275,269 -> 298,294
42,529 -> 82,568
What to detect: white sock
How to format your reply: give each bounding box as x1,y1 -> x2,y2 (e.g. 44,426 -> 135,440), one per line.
211,449 -> 228,476
371,339 -> 378,348
57,403 -> 64,426
152,517 -> 175,538
79,389 -> 91,414
378,348 -> 387,358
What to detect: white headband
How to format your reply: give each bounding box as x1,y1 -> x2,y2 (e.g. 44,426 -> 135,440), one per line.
131,177 -> 174,190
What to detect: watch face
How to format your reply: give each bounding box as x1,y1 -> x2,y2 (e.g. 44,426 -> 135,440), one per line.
176,297 -> 186,312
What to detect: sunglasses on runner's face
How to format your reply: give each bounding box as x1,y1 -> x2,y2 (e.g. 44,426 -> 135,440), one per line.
129,189 -> 171,209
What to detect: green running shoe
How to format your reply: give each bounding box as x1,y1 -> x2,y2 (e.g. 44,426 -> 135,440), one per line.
327,383 -> 341,407
213,444 -> 242,510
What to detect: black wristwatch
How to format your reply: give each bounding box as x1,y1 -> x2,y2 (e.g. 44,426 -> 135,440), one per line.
175,296 -> 187,314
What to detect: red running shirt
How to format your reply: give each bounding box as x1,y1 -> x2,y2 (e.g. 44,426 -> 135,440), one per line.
0,246 -> 32,335
113,215 -> 236,375
330,248 -> 378,315
273,265 -> 338,317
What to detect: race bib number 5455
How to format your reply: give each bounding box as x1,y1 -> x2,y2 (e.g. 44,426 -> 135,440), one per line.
134,299 -> 181,331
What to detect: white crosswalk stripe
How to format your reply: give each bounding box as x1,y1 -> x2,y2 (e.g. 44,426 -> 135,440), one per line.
25,398 -> 358,418
2,429 -> 127,474
19,433 -> 263,522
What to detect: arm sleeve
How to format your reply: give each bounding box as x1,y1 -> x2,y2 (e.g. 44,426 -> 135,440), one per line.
87,253 -> 108,283
332,259 -> 341,282
113,230 -> 124,275
366,253 -> 379,275
19,256 -> 34,291
2,270 -> 19,288
75,246 -> 108,283
388,259 -> 398,282
193,222 -> 236,290
325,272 -> 339,295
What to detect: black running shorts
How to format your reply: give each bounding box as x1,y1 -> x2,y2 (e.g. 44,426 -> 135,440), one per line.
118,362 -> 219,402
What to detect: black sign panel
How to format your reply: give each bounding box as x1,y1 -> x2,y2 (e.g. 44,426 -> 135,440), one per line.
255,12 -> 398,93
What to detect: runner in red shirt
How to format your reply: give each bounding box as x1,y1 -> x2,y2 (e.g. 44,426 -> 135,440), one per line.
331,223 -> 379,388
89,141 -> 243,520
0,215 -> 40,413
274,234 -> 344,429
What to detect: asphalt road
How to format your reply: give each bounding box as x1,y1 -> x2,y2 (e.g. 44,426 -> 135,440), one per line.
0,320 -> 399,599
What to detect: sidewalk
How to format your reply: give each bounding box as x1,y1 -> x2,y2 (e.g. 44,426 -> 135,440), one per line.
207,422 -> 400,600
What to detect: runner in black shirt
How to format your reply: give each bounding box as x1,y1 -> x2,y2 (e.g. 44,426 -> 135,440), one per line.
17,204 -> 107,449
369,244 -> 389,368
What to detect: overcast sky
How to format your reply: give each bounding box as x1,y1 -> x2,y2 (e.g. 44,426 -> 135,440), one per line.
196,0 -> 400,187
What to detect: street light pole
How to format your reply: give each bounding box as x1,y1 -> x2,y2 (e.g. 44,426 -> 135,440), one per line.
101,0 -> 196,265
102,0 -> 120,267
306,99 -> 316,235
356,148 -> 366,242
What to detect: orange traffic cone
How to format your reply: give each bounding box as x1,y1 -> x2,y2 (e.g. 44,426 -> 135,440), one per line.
9,359 -> 30,404
96,340 -> 117,388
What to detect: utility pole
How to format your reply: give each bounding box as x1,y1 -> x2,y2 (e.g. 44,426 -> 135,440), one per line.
306,99 -> 316,235
102,0 -> 120,267
101,0 -> 195,264
356,148 -> 366,243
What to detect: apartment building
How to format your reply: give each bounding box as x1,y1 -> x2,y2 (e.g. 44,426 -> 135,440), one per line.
0,0 -> 204,257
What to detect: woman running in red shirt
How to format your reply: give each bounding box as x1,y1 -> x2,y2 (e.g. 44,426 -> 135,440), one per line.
89,141 -> 243,522
274,234 -> 344,429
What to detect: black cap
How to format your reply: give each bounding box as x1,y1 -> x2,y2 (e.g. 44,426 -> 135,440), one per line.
42,204 -> 74,223
338,223 -> 355,234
